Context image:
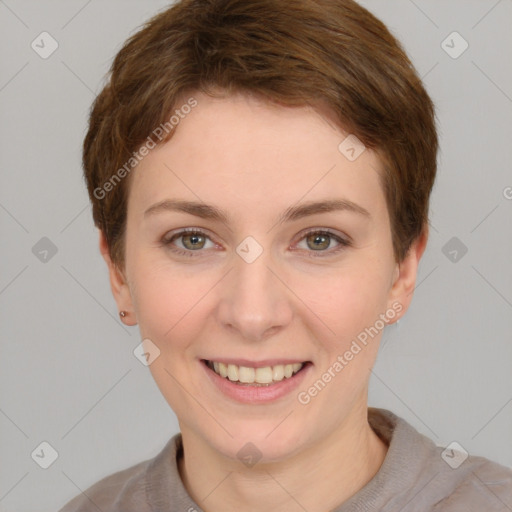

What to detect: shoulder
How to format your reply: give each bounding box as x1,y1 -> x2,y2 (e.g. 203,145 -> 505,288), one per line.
58,435 -> 180,512
432,452 -> 512,511
368,408 -> 512,511
58,458 -> 151,512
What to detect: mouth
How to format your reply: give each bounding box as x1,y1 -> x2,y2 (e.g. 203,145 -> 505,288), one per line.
202,359 -> 310,387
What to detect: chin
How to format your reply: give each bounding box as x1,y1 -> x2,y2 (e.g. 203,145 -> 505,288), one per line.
205,420 -> 308,465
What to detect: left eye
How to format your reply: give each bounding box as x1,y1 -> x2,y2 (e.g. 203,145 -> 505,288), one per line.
294,230 -> 349,256
301,231 -> 343,251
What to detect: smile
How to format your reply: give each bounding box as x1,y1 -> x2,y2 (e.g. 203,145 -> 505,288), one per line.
203,360 -> 307,386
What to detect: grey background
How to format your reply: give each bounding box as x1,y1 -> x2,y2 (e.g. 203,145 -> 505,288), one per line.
0,1 -> 511,510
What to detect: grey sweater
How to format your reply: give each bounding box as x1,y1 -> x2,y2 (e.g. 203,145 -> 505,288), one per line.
59,408 -> 512,511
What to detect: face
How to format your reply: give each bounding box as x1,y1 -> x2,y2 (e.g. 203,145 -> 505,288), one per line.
102,91 -> 425,463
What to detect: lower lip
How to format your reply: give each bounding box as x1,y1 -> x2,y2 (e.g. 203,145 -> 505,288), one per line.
201,360 -> 312,404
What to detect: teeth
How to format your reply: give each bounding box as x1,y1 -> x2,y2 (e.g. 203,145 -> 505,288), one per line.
238,366 -> 255,383
227,364 -> 238,381
255,366 -> 273,384
208,361 -> 305,384
272,364 -> 284,381
218,362 -> 228,378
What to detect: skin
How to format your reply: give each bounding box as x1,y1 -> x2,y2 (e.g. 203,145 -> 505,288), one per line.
100,91 -> 427,512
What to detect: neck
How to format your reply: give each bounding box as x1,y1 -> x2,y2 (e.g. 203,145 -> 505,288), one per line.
177,404 -> 388,512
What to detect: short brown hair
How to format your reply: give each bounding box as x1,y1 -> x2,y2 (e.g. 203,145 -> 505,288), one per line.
83,0 -> 438,268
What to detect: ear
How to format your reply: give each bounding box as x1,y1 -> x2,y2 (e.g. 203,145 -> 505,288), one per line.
385,224 -> 429,324
98,230 -> 137,326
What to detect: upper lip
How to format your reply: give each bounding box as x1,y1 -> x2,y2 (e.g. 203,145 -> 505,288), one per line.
202,358 -> 310,368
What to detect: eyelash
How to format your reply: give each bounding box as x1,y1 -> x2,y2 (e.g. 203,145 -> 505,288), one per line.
162,227 -> 351,259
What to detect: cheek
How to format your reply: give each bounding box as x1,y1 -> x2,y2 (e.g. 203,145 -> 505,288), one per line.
129,263 -> 212,408
130,259 -> 217,353
296,259 -> 392,343
292,266 -> 392,414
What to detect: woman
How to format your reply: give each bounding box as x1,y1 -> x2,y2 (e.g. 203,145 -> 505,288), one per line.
59,0 -> 512,510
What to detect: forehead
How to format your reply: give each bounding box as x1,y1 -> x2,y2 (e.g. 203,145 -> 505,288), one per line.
129,92 -> 387,224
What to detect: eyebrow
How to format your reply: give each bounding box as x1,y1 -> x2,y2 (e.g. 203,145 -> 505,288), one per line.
143,198 -> 371,225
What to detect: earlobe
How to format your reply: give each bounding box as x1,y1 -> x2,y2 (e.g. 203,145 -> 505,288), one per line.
98,230 -> 137,326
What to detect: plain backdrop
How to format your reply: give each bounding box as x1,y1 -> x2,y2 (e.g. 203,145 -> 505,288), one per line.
0,1 -> 511,510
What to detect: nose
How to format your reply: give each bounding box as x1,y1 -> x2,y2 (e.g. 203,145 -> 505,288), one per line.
216,247 -> 293,343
